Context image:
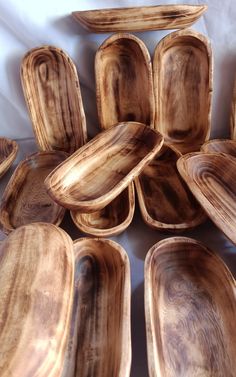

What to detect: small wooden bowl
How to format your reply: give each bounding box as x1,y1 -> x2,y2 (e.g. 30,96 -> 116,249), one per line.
201,139 -> 236,157
0,151 -> 67,234
177,152 -> 236,245
135,143 -> 206,231
0,223 -> 74,377
63,238 -> 131,377
45,122 -> 164,212
145,237 -> 236,377
21,46 -> 87,154
0,137 -> 18,179
153,29 -> 212,154
231,77 -> 236,139
72,5 -> 207,33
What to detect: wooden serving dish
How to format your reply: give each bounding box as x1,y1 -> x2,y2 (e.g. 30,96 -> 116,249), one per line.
177,152 -> 236,245
201,138 -> 236,157
153,29 -> 212,154
231,77 -> 236,139
72,5 -> 207,33
145,237 -> 236,377
45,122 -> 164,212
0,137 -> 18,179
21,46 -> 87,154
0,151 -> 67,234
135,144 -> 206,231
63,238 -> 131,377
0,223 -> 74,377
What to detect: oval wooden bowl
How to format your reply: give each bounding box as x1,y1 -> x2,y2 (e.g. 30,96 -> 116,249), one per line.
21,46 -> 87,154
0,137 -> 18,179
0,223 -> 74,377
135,144 -> 206,231
62,238 -> 131,377
72,5 -> 207,33
0,151 -> 67,234
145,237 -> 236,377
153,29 -> 212,154
177,152 -> 236,245
45,122 -> 164,212
231,77 -> 236,139
201,138 -> 236,157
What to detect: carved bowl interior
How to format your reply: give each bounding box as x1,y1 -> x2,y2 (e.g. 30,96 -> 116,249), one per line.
201,139 -> 236,157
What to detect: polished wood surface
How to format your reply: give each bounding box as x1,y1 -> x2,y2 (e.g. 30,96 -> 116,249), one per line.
177,152 -> 236,245
0,151 -> 67,234
0,223 -> 74,377
201,138 -> 236,157
153,29 -> 212,154
21,46 -> 87,154
63,238 -> 131,377
72,5 -> 207,33
145,237 -> 236,377
0,137 -> 18,179
45,122 -> 164,212
231,77 -> 236,139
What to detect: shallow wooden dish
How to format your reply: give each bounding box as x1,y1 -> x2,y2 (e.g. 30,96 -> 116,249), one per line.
62,238 -> 131,377
135,144 -> 206,231
177,152 -> 236,245
72,5 -> 207,33
0,137 -> 18,178
153,29 -> 212,154
201,138 -> 236,157
45,122 -> 164,212
21,46 -> 87,154
231,77 -> 236,139
0,223 -> 74,377
0,151 -> 67,234
145,237 -> 236,377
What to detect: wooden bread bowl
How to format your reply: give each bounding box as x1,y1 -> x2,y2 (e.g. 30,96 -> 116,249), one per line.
0,137 -> 18,178
201,138 -> 236,157
145,237 -> 236,377
0,223 -> 74,377
21,46 -> 87,154
231,77 -> 236,139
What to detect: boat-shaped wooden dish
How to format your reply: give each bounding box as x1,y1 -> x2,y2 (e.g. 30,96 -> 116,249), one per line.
135,144 -> 206,231
145,237 -> 236,377
0,137 -> 18,179
21,46 -> 87,154
45,122 -> 164,212
63,238 -> 131,377
201,139 -> 236,157
0,151 -> 67,234
153,29 -> 212,154
72,5 -> 207,33
177,152 -> 236,245
0,223 -> 74,377
231,77 -> 236,139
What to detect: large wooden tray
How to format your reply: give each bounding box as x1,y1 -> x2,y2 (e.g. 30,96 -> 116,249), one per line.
201,138 -> 236,157
145,237 -> 236,377
0,137 -> 18,179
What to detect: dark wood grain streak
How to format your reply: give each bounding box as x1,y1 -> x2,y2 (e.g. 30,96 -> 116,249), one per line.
0,138 -> 18,179
201,139 -> 236,157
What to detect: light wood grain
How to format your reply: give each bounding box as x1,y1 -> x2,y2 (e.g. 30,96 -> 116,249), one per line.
0,151 -> 67,234
201,139 -> 236,157
145,237 -> 236,377
72,5 -> 207,33
0,222 -> 74,377
154,29 -> 212,154
45,122 -> 164,212
62,238 -> 131,377
21,46 -> 87,154
0,137 -> 18,179
231,77 -> 236,139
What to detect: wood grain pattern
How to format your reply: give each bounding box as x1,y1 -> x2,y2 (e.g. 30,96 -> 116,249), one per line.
21,46 -> 87,154
153,29 -> 212,154
231,77 -> 236,139
0,223 -> 74,377
45,122 -> 164,212
62,238 -> 131,377
201,139 -> 236,157
177,152 -> 236,245
0,137 -> 18,179
145,237 -> 236,377
0,151 -> 67,234
72,5 -> 207,33
135,144 -> 206,231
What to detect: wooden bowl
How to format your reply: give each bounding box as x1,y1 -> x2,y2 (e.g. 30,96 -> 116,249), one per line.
231,77 -> 236,139
145,237 -> 236,377
201,138 -> 236,157
135,144 -> 206,231
0,137 -> 18,179
0,223 -> 74,377
177,152 -> 236,245
153,29 -> 212,154
0,151 -> 67,234
45,122 -> 164,212
72,5 -> 207,33
63,238 -> 131,377
21,46 -> 87,154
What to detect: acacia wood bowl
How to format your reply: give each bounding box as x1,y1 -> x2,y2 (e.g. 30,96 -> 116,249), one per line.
145,237 -> 236,377
201,138 -> 236,157
0,137 -> 18,179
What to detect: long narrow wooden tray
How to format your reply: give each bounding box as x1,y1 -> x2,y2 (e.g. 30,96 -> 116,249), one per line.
0,223 -> 74,377
62,238 -> 131,377
0,137 -> 18,179
72,5 -> 207,33
145,237 -> 236,377
201,138 -> 236,157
